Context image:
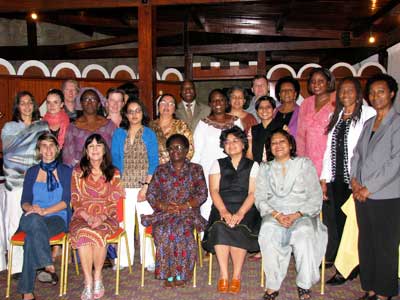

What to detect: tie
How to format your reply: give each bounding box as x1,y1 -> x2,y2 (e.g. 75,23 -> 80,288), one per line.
186,103 -> 193,121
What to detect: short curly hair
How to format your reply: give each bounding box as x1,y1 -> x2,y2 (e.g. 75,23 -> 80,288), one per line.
365,73 -> 398,103
219,126 -> 248,155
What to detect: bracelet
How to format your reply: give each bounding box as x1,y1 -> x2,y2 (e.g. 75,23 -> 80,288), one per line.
297,211 -> 303,217
139,181 -> 150,186
273,212 -> 281,219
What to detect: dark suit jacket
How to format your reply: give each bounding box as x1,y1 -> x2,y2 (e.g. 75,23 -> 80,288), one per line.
350,107 -> 400,199
175,101 -> 211,132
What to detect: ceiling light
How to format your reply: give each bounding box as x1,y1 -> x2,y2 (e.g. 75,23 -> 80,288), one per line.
30,12 -> 38,20
368,31 -> 376,44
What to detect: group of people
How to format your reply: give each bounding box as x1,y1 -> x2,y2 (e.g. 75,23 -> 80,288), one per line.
0,70 -> 399,300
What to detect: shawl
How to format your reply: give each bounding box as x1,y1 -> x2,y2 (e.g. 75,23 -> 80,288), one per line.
43,110 -> 70,148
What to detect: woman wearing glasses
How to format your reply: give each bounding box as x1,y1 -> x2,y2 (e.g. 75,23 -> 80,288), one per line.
142,134 -> 207,288
150,94 -> 194,164
202,126 -> 260,294
63,88 -> 116,167
111,99 -> 158,270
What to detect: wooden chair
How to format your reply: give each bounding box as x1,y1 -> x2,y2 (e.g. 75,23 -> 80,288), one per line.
6,231 -> 67,298
141,226 -> 199,287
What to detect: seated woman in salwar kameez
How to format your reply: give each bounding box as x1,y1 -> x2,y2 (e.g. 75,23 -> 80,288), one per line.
69,134 -> 124,300
142,134 -> 207,288
255,129 -> 327,300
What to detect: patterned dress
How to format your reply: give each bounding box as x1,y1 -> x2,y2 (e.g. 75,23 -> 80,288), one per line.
69,167 -> 124,249
149,119 -> 194,164
142,160 -> 208,281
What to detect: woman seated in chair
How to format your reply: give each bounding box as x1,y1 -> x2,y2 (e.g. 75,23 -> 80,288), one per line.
202,126 -> 260,294
255,129 -> 327,300
69,134 -> 124,300
142,134 -> 207,288
18,132 -> 72,300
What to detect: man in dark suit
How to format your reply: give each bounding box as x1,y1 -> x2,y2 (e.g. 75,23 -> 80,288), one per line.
175,80 -> 211,132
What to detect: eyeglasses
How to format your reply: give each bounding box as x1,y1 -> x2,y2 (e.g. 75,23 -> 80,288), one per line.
159,101 -> 175,107
127,108 -> 142,115
167,145 -> 186,152
223,139 -> 242,145
82,96 -> 98,103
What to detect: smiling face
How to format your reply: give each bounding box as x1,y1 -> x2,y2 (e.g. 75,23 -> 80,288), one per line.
39,139 -> 58,163
158,95 -> 176,117
338,80 -> 357,109
279,82 -> 297,104
126,102 -> 143,127
81,91 -> 100,115
63,81 -> 78,105
106,92 -> 124,115
180,81 -> 196,103
46,93 -> 64,115
270,132 -> 291,161
167,138 -> 188,163
256,99 -> 274,122
368,80 -> 394,112
209,91 -> 227,115
223,133 -> 244,157
86,138 -> 105,163
230,89 -> 246,110
18,95 -> 34,121
310,72 -> 329,96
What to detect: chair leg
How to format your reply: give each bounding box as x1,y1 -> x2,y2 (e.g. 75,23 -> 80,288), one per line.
193,262 -> 197,288
320,255 -> 326,295
123,232 -> 132,274
260,257 -> 264,287
115,237 -> 122,295
58,239 -> 65,297
6,244 -> 13,298
73,248 -> 79,275
197,232 -> 203,268
141,233 -> 146,287
208,253 -> 212,286
63,239 -> 70,295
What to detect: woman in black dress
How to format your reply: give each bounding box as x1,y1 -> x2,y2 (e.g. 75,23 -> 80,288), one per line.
202,126 -> 260,294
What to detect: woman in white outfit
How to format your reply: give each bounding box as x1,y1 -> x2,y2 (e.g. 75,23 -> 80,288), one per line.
255,129 -> 327,300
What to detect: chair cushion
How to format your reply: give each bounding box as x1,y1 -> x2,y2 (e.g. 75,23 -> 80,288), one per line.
11,231 -> 66,242
145,225 -> 152,235
107,227 -> 124,241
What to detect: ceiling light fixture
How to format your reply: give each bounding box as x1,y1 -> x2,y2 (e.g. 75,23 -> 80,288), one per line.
30,12 -> 38,20
368,30 -> 376,44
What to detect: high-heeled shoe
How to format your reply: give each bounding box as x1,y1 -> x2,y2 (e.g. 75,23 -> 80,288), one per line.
327,267 -> 358,286
93,280 -> 104,299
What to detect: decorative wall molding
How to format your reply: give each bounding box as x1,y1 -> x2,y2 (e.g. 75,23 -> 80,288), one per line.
17,60 -> 50,77
110,65 -> 136,79
51,62 -> 81,78
0,58 -> 16,75
81,64 -> 110,79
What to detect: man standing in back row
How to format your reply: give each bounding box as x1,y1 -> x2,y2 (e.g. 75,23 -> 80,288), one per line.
176,80 -> 211,132
246,75 -> 270,122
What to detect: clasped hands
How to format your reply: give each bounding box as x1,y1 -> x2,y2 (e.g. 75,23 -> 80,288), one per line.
274,212 -> 301,228
220,210 -> 245,228
25,204 -> 47,216
351,178 -> 370,202
81,211 -> 104,229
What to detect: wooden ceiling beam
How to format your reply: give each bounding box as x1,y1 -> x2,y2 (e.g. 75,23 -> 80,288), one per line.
66,35 -> 138,51
0,0 -> 254,12
54,14 -> 131,28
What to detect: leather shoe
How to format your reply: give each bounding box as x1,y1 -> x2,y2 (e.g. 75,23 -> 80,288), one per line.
217,278 -> 228,293
326,272 -> 346,286
174,279 -> 185,288
228,279 -> 241,294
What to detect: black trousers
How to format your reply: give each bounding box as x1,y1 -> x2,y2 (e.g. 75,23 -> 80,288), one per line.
323,181 -> 351,262
355,198 -> 400,297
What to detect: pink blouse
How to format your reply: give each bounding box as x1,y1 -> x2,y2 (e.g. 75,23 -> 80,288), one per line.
296,93 -> 335,176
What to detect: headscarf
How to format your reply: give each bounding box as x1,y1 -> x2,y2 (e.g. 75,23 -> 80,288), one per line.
74,87 -> 106,110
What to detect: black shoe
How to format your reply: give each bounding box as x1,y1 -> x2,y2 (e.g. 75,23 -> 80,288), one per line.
37,270 -> 58,285
326,272 -> 346,286
12,272 -> 21,280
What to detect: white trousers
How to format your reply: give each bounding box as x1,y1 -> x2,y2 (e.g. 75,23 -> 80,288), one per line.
118,188 -> 155,268
5,188 -> 23,274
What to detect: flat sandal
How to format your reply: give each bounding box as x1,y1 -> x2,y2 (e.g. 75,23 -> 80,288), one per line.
263,290 -> 279,299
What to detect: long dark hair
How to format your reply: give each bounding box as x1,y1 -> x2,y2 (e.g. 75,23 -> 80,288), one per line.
326,77 -> 363,133
266,129 -> 297,161
80,134 -> 116,182
120,98 -> 150,129
12,91 -> 41,122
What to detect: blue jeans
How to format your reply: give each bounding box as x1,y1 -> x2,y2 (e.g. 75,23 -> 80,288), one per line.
17,214 -> 66,294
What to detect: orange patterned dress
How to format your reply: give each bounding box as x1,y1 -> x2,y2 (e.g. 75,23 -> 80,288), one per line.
69,167 -> 124,249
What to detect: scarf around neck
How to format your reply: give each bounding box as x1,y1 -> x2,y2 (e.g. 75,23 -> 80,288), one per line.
43,110 -> 70,148
39,160 -> 59,191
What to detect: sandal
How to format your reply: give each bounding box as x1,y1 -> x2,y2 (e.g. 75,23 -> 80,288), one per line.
93,280 -> 104,299
297,287 -> 311,299
81,285 -> 93,300
263,291 -> 279,299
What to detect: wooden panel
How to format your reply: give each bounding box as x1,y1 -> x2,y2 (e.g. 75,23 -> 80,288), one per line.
269,68 -> 292,81
85,69 -> 106,80
0,65 -> 10,75
23,66 -> 46,77
193,66 -> 257,80
359,66 -> 384,77
114,70 -> 133,80
54,68 -> 77,79
156,81 -> 181,103
331,66 -> 354,78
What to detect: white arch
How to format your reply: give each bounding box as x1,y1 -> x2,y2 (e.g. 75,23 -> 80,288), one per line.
329,62 -> 356,76
51,62 -> 81,78
0,58 -> 16,75
17,60 -> 50,77
156,71 -> 160,80
297,63 -> 321,78
357,62 -> 387,77
161,68 -> 183,81
110,65 -> 136,79
267,64 -> 296,79
81,64 -> 110,79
